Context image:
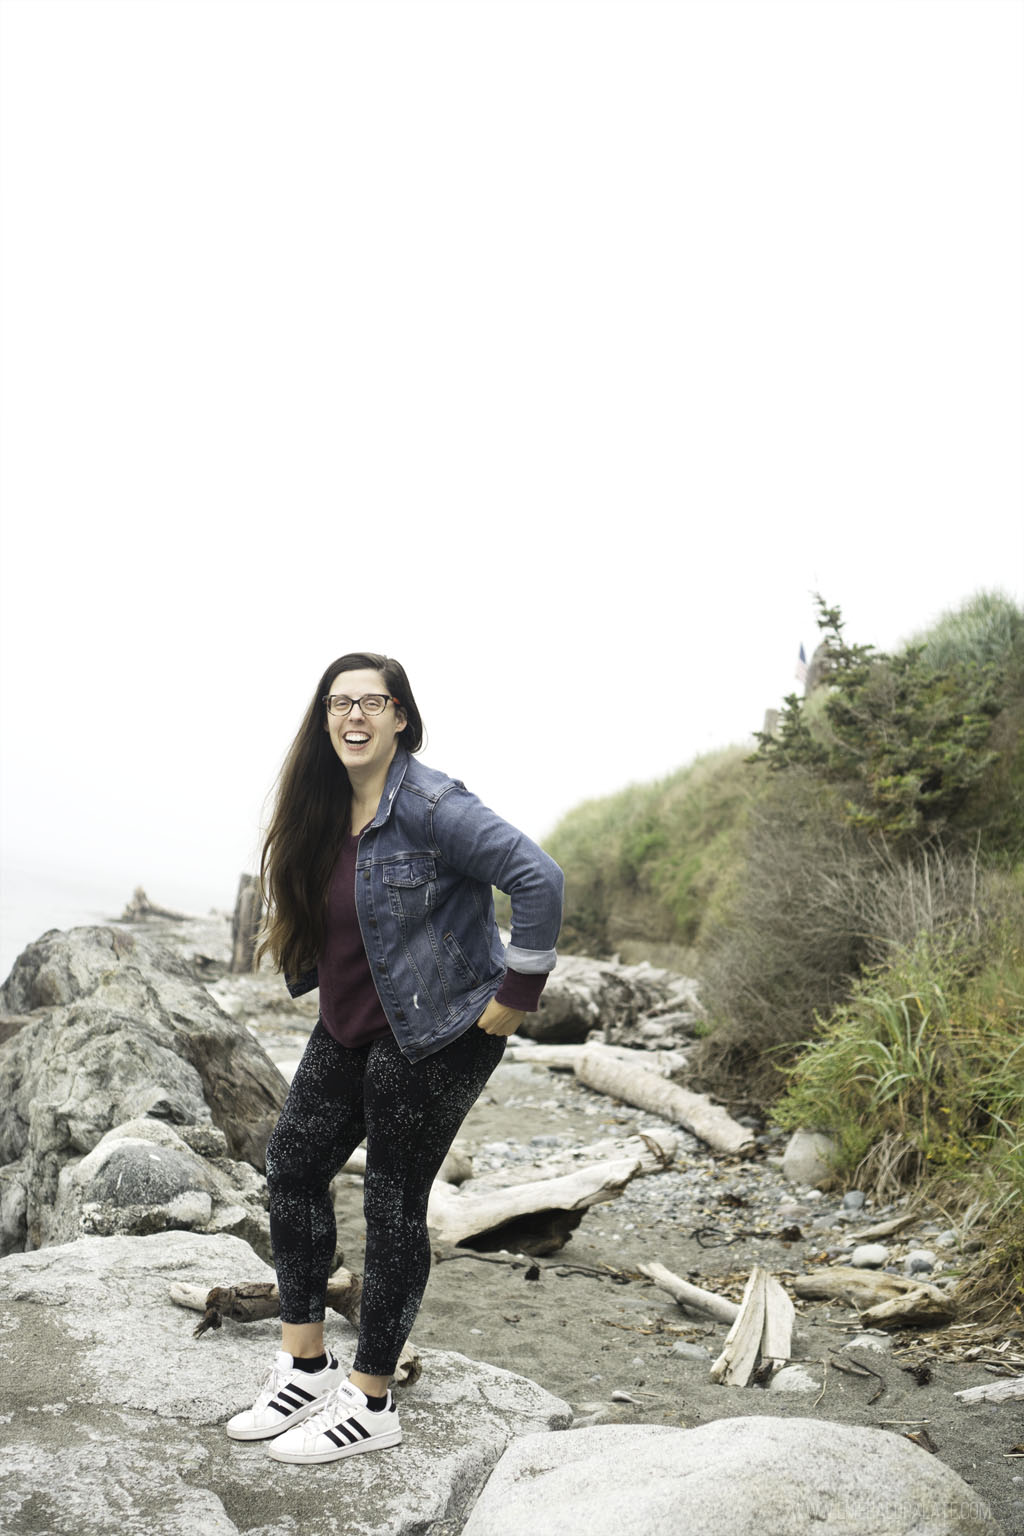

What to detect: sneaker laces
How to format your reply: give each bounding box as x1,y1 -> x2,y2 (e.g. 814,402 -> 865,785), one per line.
254,1355 -> 293,1409
302,1387 -> 345,1435
303,1381 -> 367,1436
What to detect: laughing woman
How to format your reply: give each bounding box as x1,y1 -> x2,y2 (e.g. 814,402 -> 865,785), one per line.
225,651 -> 563,1465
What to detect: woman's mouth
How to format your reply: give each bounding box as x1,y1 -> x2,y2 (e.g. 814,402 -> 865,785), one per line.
343,732 -> 371,746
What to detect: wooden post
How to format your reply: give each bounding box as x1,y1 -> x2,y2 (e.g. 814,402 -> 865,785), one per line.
230,874 -> 263,974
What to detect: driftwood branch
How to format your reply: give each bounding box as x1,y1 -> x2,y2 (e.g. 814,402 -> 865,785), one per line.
847,1211 -> 919,1242
169,1273 -> 363,1335
167,1273 -> 421,1385
638,1261 -> 740,1325
954,1376 -> 1024,1405
574,1048 -> 755,1157
709,1265 -> 794,1386
793,1265 -> 955,1329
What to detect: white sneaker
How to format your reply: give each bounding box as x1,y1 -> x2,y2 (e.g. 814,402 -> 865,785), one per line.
225,1350 -> 342,1440
267,1379 -> 403,1464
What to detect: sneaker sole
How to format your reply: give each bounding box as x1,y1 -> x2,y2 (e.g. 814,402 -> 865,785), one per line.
268,1428 -> 403,1464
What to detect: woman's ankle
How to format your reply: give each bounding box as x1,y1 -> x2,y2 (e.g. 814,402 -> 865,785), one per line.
349,1369 -> 389,1399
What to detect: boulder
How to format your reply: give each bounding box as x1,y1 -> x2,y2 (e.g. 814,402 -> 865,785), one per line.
461,1418 -> 1000,1536
0,926 -> 288,1252
781,1129 -> 837,1188
0,1231 -> 572,1536
50,1118 -> 272,1260
522,953 -> 700,1047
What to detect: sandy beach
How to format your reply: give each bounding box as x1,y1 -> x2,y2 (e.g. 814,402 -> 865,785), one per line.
320,1052 -> 1024,1533
14,911 -> 1016,1531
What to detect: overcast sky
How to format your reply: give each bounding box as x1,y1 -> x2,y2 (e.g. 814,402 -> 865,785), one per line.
1,0 -> 1021,970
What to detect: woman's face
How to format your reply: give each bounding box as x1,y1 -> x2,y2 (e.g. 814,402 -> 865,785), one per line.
324,667 -> 407,779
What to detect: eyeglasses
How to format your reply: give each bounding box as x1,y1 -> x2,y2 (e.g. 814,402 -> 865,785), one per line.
322,693 -> 398,718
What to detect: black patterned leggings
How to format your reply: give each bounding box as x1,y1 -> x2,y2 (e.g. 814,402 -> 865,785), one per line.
265,1019 -> 506,1377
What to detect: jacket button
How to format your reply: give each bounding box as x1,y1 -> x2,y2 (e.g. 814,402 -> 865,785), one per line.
368,918 -> 377,928
377,962 -> 386,973
395,1010 -> 405,1021
362,871 -> 370,881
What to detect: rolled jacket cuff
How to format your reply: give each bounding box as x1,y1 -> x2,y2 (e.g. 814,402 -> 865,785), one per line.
504,943 -> 558,975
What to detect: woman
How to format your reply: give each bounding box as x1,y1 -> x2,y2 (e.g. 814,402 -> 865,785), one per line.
226,652 -> 563,1465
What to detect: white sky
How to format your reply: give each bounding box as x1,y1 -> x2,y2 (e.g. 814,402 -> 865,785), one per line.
1,0 -> 1022,959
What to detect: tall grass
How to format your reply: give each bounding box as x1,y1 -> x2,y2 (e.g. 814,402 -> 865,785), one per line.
771,937 -> 1024,1319
544,746 -> 753,958
907,589 -> 1021,672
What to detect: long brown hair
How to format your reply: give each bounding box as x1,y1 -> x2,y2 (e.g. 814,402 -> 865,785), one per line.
258,652 -> 424,976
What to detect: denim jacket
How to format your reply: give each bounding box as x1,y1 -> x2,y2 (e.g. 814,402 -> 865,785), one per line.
287,747 -> 564,1062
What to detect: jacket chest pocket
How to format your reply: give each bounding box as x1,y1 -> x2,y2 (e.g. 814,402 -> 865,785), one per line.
383,857 -> 438,919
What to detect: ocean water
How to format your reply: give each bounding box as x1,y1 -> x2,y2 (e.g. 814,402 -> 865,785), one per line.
0,861 -> 233,984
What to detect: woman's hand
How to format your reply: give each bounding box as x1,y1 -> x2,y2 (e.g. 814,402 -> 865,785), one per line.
475,999 -> 525,1037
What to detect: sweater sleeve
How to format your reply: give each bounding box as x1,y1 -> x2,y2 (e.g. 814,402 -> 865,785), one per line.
494,968 -> 548,1012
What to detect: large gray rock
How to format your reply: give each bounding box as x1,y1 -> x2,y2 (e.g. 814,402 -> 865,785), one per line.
0,926 -> 288,1251
0,1231 -> 572,1536
50,1117 -> 272,1259
523,953 -> 699,1046
461,1418 -> 1000,1536
781,1128 -> 837,1188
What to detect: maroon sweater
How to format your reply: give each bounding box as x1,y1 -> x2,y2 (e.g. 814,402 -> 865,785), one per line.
318,834 -> 546,1047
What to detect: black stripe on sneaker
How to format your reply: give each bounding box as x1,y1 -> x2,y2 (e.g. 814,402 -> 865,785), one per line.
279,1385 -> 316,1407
325,1423 -> 358,1447
344,1417 -> 371,1440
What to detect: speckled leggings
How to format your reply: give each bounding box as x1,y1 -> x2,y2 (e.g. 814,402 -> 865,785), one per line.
265,1019 -> 506,1376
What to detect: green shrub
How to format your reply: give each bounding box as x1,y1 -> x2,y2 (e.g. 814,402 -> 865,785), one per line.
752,595 -> 1020,845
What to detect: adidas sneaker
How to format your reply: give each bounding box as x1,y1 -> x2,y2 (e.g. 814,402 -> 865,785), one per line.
267,1379 -> 403,1464
225,1349 -> 341,1440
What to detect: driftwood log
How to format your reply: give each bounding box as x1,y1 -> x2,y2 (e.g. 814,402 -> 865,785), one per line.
168,1273 -> 421,1384
954,1376 -> 1024,1404
574,1047 -> 755,1156
710,1265 -> 795,1386
119,886 -> 187,922
427,1157 -> 640,1249
638,1261 -> 741,1325
793,1265 -> 955,1329
463,1132 -> 677,1195
504,1042 -> 689,1078
340,1142 -> 474,1186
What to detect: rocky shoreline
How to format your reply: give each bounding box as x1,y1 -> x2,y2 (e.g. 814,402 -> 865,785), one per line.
1,908 -> 1021,1534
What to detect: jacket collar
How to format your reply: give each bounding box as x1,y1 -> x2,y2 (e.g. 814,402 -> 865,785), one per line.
370,744 -> 411,827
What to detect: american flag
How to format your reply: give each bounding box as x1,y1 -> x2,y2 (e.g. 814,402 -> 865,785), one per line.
795,644 -> 807,684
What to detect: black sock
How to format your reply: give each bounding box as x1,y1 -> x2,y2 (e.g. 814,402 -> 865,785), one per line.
291,1352 -> 328,1373
364,1392 -> 387,1411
